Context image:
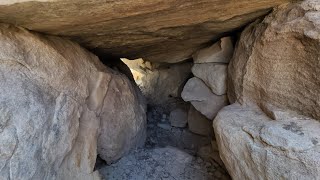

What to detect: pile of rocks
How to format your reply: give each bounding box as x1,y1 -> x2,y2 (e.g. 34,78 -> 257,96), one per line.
177,37 -> 234,136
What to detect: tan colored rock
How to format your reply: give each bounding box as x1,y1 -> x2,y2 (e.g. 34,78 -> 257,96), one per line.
181,77 -> 229,119
228,0 -> 320,121
123,59 -> 192,109
0,23 -> 103,180
0,23 -> 146,179
193,37 -> 234,64
0,0 -> 290,63
97,73 -> 147,164
187,106 -> 212,136
192,63 -> 228,95
213,103 -> 320,180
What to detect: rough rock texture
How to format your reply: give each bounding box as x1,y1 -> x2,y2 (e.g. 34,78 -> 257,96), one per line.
169,109 -> 188,128
97,73 -> 147,164
145,105 -> 211,153
197,143 -> 225,169
214,2 -> 320,179
123,58 -> 192,109
193,37 -> 234,64
0,0 -> 290,63
228,0 -> 320,121
192,63 -> 228,95
0,23 -> 146,179
182,77 -> 228,119
99,146 -> 230,180
187,106 -> 212,136
0,23 -> 103,180
213,103 -> 320,180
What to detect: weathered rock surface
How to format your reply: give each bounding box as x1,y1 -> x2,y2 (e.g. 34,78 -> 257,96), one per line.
169,108 -> 188,128
97,73 -> 147,164
0,23 -> 103,180
192,63 -> 228,95
213,103 -> 320,180
181,77 -> 228,119
187,106 -> 212,136
123,58 -> 192,109
0,23 -> 146,179
0,0 -> 290,63
193,37 -> 234,64
228,0 -> 320,121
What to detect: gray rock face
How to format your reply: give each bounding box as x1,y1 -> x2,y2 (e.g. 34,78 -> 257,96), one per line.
0,23 -> 102,180
213,103 -> 320,180
193,37 -> 234,64
0,23 -> 146,179
181,77 -> 228,119
97,73 -> 147,164
187,106 -> 212,136
192,63 -> 228,95
228,0 -> 320,121
169,109 -> 188,128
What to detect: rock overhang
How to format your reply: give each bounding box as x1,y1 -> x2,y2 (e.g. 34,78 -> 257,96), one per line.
0,0 -> 290,63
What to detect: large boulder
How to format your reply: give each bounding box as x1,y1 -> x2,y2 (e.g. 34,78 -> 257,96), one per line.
228,0 -> 320,121
0,0 -> 290,63
192,63 -> 228,95
193,37 -> 234,64
214,1 -> 320,179
213,103 -> 320,180
98,73 -> 147,164
0,23 -> 146,179
181,77 -> 228,119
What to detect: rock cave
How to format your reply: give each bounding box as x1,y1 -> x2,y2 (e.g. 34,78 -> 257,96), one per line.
0,0 -> 319,180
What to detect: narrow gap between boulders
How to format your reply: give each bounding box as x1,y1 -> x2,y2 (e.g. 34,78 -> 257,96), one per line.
92,55 -> 231,180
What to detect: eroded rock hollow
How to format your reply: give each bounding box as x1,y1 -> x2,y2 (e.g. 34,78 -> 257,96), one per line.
0,0 -> 319,180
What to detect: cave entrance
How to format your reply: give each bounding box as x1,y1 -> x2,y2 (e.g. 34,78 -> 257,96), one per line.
95,56 -> 230,179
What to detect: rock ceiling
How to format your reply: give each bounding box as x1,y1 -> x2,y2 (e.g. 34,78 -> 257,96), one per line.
0,0 -> 290,63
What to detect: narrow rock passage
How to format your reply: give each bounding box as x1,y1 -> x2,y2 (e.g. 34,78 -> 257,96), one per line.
98,106 -> 230,180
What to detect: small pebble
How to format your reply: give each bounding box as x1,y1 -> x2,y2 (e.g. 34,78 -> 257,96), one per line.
205,162 -> 212,168
194,165 -> 201,170
162,172 -> 169,178
157,123 -> 171,130
125,169 -> 131,174
197,158 -> 203,163
126,161 -> 133,166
